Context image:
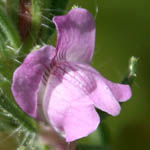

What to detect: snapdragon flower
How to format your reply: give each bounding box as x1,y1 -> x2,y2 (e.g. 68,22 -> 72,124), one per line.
12,8 -> 132,142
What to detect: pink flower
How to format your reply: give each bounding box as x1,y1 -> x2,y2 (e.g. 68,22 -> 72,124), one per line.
12,8 -> 132,142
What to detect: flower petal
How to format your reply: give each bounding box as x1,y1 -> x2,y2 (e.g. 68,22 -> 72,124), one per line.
11,46 -> 55,118
53,8 -> 95,63
42,62 -> 99,141
75,64 -> 132,115
64,99 -> 100,142
101,80 -> 132,102
90,77 -> 121,116
42,62 -> 130,140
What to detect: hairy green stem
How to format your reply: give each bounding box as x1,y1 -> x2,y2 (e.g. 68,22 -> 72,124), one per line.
0,88 -> 37,132
19,0 -> 42,59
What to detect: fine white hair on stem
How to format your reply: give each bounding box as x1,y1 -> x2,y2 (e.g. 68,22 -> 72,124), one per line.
41,23 -> 54,31
6,45 -> 16,51
28,133 -> 36,145
0,73 -> 10,83
15,44 -> 23,55
41,23 -> 50,29
6,44 -> 23,57
94,0 -> 99,20
0,125 -> 22,143
13,59 -> 22,64
17,132 -> 30,149
39,39 -> 47,46
41,15 -> 53,23
43,8 -> 67,13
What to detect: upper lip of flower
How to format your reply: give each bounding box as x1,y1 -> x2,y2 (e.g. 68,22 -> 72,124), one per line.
11,8 -> 132,142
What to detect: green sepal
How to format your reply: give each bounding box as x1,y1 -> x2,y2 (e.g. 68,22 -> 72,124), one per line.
122,56 -> 138,85
0,85 -> 37,133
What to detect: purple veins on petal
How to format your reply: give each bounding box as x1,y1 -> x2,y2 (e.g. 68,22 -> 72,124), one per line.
42,62 -> 100,142
53,8 -> 96,63
11,7 -> 132,142
11,46 -> 56,118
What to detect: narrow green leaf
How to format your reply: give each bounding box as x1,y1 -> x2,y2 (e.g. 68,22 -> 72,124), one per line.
0,57 -> 18,80
0,6 -> 21,49
40,0 -> 69,43
0,29 -> 6,57
6,0 -> 19,27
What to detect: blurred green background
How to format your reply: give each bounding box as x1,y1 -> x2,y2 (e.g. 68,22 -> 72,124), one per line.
0,0 -> 149,150
68,0 -> 149,150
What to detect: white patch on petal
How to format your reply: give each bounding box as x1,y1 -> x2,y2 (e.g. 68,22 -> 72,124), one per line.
37,82 -> 47,121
